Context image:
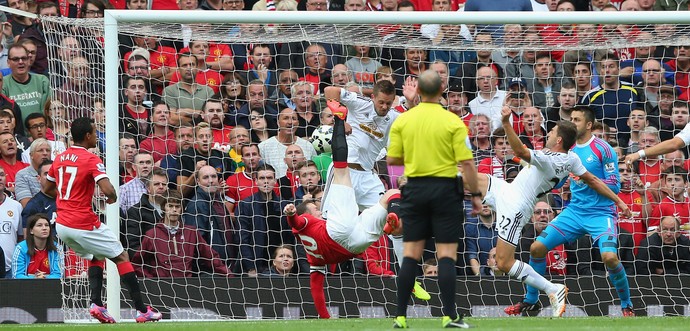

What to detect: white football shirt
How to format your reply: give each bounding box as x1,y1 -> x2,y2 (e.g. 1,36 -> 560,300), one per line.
510,149 -> 588,202
340,90 -> 400,171
674,125 -> 690,146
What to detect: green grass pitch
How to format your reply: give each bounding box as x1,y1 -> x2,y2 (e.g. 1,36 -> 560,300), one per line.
1,317 -> 688,331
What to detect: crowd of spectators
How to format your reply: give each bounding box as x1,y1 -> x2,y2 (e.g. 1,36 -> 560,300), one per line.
1,0 -> 690,280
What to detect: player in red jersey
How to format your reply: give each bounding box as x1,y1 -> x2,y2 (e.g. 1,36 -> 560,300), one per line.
46,118 -> 162,324
283,104 -> 403,319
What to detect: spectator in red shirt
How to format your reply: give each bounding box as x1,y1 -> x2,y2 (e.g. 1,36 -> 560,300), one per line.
478,127 -> 510,180
635,126 -> 662,187
139,102 -> 177,164
0,132 -> 29,194
119,134 -> 138,185
617,160 -> 651,249
649,166 -> 690,232
519,107 -> 546,150
225,143 -> 264,212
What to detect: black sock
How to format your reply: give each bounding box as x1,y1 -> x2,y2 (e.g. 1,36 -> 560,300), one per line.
396,257 -> 418,317
438,257 -> 458,319
88,266 -> 104,307
331,116 -> 348,164
121,271 -> 147,313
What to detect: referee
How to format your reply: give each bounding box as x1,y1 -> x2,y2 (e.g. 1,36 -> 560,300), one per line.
387,70 -> 482,329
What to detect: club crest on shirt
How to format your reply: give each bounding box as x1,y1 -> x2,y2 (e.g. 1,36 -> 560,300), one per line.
7,211 -> 13,217
586,155 -> 596,163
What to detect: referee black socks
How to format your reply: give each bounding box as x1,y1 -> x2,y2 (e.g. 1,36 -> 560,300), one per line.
438,257 -> 458,319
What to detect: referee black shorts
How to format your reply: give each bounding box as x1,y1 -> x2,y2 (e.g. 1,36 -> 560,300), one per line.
399,177 -> 465,243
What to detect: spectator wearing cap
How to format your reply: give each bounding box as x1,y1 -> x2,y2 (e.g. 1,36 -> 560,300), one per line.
504,77 -> 531,134
653,84 -> 679,134
446,84 -> 472,127
468,66 -> 506,131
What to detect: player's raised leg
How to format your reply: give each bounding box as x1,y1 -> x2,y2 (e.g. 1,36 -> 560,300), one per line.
325,99 -> 351,186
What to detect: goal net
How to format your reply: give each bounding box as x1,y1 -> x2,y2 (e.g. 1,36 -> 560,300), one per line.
38,10 -> 690,321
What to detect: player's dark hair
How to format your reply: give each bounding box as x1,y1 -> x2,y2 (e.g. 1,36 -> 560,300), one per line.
0,109 -> 13,120
372,80 -> 395,96
490,127 -> 506,146
176,51 -> 197,67
662,166 -> 688,183
39,158 -> 53,169
561,80 -> 576,90
150,167 -> 168,181
599,52 -> 620,67
555,120 -> 577,150
672,100 -> 689,110
24,112 -> 46,130
71,117 -> 94,143
162,189 -> 183,210
571,106 -> 596,124
25,213 -> 58,257
253,164 -> 276,179
296,160 -> 318,172
535,52 -> 552,63
398,0 -> 415,10
296,201 -> 314,216
240,143 -> 259,156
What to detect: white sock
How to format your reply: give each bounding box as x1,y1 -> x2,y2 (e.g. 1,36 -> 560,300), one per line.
508,260 -> 557,294
389,234 -> 404,267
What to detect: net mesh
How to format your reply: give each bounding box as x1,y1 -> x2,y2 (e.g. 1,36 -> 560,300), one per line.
38,15 -> 690,320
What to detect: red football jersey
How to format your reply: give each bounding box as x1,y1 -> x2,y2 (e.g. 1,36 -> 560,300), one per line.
225,172 -> 256,204
169,70 -> 224,93
47,146 -> 108,230
288,213 -> 356,266
27,249 -> 50,276
617,190 -> 649,248
649,195 -> 690,230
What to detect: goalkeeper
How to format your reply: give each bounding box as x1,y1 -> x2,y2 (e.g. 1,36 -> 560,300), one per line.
283,104 -> 404,319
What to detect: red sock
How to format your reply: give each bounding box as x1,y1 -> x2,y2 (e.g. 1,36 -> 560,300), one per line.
387,192 -> 401,204
89,259 -> 105,269
116,261 -> 135,275
333,161 -> 347,168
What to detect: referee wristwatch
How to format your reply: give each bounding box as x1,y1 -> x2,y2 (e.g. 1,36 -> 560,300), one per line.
470,192 -> 482,197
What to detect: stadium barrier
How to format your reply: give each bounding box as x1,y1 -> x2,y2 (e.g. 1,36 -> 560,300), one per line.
4,275 -> 690,323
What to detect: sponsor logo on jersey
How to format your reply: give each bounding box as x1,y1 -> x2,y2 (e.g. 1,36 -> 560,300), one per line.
586,155 -> 596,163
358,123 -> 384,139
97,163 -> 106,173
